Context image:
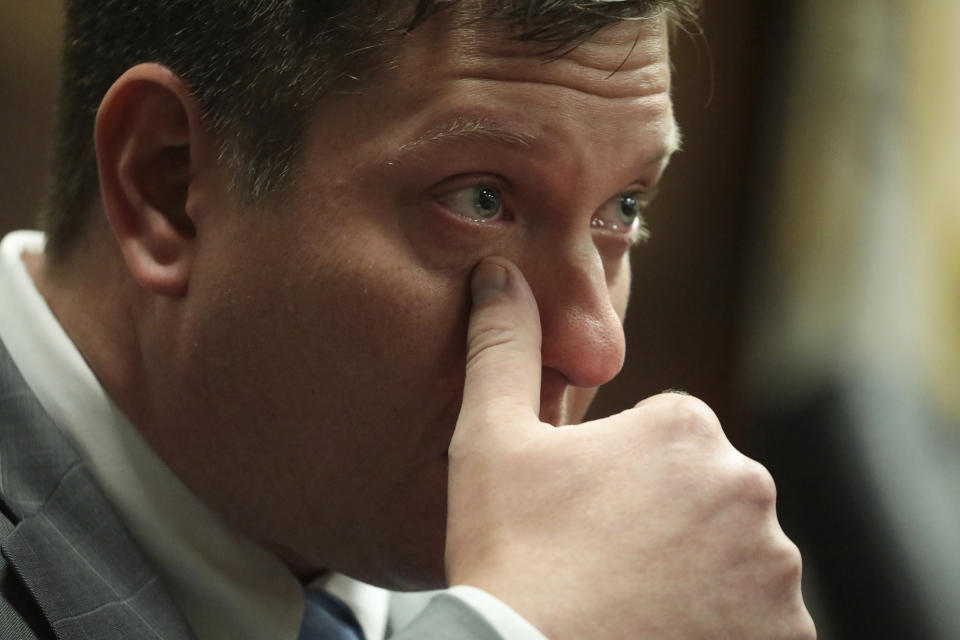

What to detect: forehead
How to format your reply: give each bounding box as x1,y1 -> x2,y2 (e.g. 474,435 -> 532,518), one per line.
380,13 -> 673,166
393,10 -> 672,98
301,10 -> 676,198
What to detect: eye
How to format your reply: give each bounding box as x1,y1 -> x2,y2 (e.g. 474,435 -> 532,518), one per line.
436,184 -> 505,222
616,195 -> 641,226
591,192 -> 650,240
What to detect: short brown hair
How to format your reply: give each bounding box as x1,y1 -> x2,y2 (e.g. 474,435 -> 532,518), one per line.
45,0 -> 701,260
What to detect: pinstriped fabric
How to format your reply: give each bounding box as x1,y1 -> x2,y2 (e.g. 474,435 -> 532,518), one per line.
0,337 -> 195,640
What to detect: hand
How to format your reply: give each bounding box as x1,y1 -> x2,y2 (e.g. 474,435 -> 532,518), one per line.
446,257 -> 815,640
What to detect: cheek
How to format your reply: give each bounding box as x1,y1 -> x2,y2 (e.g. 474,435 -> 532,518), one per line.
399,197 -> 511,274
304,250 -> 471,406
357,267 -> 470,396
197,212 -> 475,438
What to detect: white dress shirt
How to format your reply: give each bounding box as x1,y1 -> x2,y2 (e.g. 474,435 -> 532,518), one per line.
0,230 -> 545,640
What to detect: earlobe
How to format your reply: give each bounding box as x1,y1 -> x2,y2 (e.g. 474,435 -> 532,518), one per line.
95,63 -> 206,297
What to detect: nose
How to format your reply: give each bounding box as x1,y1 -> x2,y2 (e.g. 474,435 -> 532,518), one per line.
520,240 -> 627,394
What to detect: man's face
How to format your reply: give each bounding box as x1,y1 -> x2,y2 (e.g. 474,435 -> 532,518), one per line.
176,12 -> 675,588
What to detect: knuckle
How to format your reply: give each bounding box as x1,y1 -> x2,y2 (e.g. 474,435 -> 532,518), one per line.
466,319 -> 517,358
739,458 -> 778,507
770,542 -> 814,640
788,609 -> 818,640
676,398 -> 723,439
776,538 -> 804,585
464,326 -> 534,383
637,392 -> 724,441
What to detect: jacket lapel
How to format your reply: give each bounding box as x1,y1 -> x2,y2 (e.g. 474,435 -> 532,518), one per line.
0,340 -> 195,640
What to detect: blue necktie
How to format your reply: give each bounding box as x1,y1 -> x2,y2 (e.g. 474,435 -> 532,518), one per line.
298,588 -> 366,640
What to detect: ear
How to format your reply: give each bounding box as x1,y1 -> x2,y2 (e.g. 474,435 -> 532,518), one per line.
95,63 -> 210,297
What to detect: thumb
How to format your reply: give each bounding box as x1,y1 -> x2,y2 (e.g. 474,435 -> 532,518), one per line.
455,257 -> 543,446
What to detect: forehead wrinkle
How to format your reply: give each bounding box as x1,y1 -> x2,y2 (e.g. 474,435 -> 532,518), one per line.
435,73 -> 670,103
455,17 -> 671,99
453,6 -> 669,68
394,10 -> 671,103
444,47 -> 672,101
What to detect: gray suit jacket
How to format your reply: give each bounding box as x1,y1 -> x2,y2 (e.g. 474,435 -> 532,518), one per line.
0,337 -> 503,640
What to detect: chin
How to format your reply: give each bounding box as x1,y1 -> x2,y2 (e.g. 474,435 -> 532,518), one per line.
389,495 -> 451,588
356,519 -> 448,591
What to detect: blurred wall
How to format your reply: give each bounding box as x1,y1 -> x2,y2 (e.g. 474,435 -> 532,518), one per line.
0,3 -> 62,233
743,2 -> 960,638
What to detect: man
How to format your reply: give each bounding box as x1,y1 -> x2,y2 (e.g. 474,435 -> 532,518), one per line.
0,1 -> 815,639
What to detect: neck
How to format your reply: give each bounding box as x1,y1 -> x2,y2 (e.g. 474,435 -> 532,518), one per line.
25,231 -> 149,430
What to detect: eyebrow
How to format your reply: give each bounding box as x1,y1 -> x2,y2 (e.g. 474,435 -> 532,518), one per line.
396,115 -> 536,156
393,112 -> 682,172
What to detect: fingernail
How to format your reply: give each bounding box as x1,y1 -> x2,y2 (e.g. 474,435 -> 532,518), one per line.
471,261 -> 509,304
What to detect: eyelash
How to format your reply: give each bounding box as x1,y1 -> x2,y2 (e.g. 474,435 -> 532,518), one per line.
591,193 -> 652,245
434,181 -> 513,223
432,178 -> 652,245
